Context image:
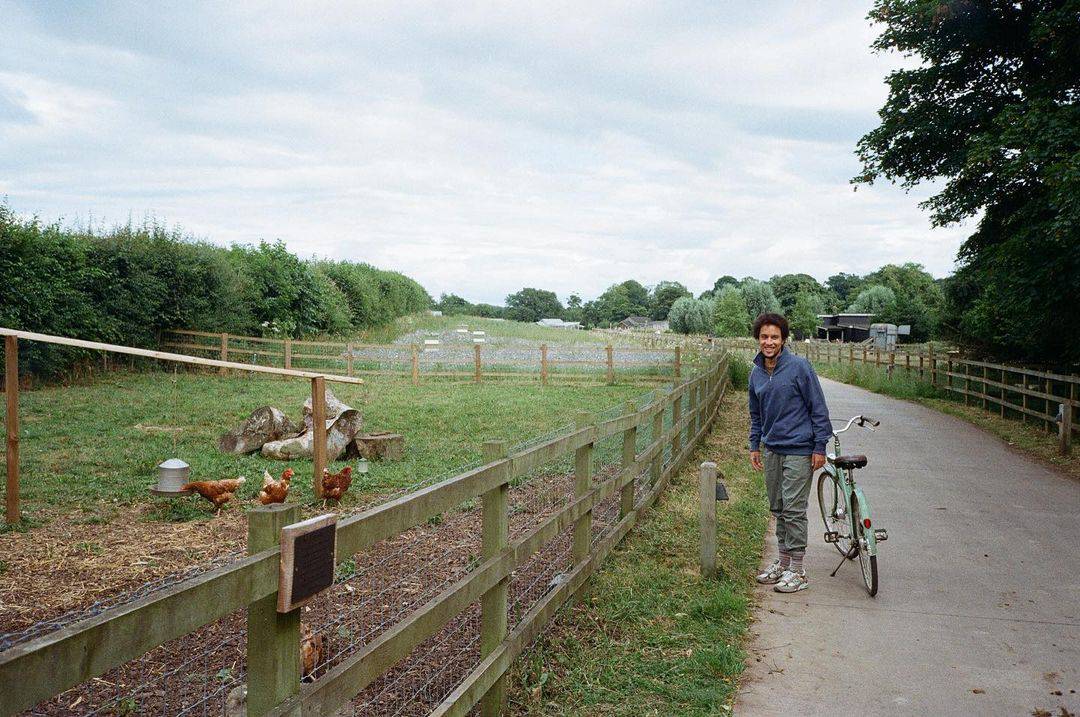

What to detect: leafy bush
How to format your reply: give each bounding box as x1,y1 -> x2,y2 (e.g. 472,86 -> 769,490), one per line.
0,206 -> 430,378
728,357 -> 750,390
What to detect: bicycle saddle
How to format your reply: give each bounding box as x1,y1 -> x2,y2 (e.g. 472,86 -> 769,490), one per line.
834,454 -> 868,469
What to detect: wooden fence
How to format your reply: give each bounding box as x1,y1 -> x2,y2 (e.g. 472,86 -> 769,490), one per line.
0,351 -> 731,717
787,341 -> 1077,455
162,330 -> 691,386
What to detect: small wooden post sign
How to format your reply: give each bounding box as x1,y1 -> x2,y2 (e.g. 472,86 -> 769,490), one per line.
278,514 -> 337,613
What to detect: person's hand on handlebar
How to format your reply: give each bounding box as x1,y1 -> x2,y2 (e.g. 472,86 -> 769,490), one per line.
750,450 -> 763,471
812,453 -> 826,471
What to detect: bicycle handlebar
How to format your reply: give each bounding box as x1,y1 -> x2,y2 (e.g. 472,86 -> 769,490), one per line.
858,415 -> 880,428
833,414 -> 881,436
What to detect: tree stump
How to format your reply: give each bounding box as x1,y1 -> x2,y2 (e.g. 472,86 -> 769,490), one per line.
353,432 -> 405,461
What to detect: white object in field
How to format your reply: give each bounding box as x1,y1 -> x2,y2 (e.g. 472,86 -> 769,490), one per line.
473,337 -> 486,343
455,328 -> 469,333
357,458 -> 370,474
423,339 -> 440,346
472,331 -> 486,336
152,458 -> 192,495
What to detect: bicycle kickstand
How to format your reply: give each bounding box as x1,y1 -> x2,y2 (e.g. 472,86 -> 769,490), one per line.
829,553 -> 847,578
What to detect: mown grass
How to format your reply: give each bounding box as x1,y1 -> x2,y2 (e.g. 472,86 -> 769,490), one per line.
2,370 -> 651,523
507,391 -> 768,716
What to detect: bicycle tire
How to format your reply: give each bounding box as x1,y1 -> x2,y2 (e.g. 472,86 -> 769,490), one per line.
817,471 -> 855,558
853,496 -> 879,597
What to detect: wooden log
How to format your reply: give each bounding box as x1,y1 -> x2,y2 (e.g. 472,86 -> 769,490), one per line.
5,336 -> 18,524
354,432 -> 405,461
479,440 -> 509,717
247,504 -> 301,717
311,377 -> 326,499
699,462 -> 717,579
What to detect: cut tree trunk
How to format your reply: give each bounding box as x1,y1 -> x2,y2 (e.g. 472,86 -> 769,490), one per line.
353,432 -> 405,461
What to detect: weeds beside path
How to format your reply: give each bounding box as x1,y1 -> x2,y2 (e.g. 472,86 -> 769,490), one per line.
507,391 -> 767,716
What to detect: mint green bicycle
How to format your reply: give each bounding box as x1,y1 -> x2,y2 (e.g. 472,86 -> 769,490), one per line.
817,415 -> 888,596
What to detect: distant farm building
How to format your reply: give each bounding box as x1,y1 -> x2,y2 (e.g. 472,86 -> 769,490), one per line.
816,313 -> 873,342
536,318 -> 583,329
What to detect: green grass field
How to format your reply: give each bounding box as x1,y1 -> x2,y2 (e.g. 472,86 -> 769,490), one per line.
3,369 -> 652,524
508,390 -> 768,715
354,313 -> 618,345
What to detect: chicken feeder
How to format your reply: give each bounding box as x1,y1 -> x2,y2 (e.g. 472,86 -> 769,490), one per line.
151,458 -> 193,497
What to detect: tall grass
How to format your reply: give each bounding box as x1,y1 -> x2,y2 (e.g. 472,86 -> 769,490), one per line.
813,361 -> 949,401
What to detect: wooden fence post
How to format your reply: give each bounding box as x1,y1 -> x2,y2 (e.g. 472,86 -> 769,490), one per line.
5,336 -> 19,524
889,350 -> 895,379
345,343 -> 354,377
311,377 -> 326,499
1059,403 -> 1072,456
982,366 -> 988,410
247,503 -> 301,717
411,344 -> 420,386
650,396 -> 664,487
284,339 -> 292,370
1001,369 -> 1007,418
572,411 -> 594,604
219,333 -> 228,375
849,345 -> 854,365
605,345 -> 614,385
671,389 -> 683,461
474,344 -> 482,383
479,440 -> 510,716
674,347 -> 682,379
699,462 -> 717,580
620,400 -> 637,520
928,345 -> 936,386
964,362 -> 970,406
540,344 -> 548,386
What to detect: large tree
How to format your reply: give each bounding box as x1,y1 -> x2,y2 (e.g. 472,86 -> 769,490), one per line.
713,285 -> 751,337
740,278 -> 782,320
855,0 -> 1080,363
505,288 -> 563,323
769,273 -> 827,314
583,280 -> 652,326
649,280 -> 692,320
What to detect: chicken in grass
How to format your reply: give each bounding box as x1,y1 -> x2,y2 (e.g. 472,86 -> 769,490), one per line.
321,466 -> 353,506
257,467 -> 294,505
182,477 -> 246,515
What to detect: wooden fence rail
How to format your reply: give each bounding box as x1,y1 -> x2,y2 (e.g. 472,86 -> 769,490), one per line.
162,330 -> 697,387
0,350 -> 731,717
780,340 -> 1078,456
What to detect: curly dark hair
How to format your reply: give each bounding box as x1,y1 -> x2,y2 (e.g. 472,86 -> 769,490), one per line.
752,313 -> 789,341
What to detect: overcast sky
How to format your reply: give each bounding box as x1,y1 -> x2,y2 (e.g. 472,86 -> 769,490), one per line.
0,1 -> 971,304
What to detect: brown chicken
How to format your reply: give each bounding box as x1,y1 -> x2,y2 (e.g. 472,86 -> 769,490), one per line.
257,467 -> 294,505
182,477 -> 246,515
300,624 -> 326,681
321,466 -> 353,506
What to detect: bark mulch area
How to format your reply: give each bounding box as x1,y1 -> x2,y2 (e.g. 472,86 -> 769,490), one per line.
11,470 -> 591,716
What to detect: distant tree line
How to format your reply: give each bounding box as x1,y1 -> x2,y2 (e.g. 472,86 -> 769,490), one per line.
0,206 -> 430,377
436,264 -> 947,343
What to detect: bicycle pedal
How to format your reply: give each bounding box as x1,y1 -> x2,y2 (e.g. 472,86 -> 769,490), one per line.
874,528 -> 888,541
824,531 -> 839,543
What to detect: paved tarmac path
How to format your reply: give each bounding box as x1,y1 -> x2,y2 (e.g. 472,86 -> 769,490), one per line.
736,378 -> 1079,716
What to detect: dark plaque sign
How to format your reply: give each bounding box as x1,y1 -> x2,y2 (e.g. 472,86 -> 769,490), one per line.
278,514 -> 337,613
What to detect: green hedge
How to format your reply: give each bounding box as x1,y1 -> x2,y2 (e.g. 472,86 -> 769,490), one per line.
0,205 -> 430,378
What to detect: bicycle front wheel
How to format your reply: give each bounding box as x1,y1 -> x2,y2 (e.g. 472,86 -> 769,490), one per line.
853,496 -> 879,597
817,471 -> 854,557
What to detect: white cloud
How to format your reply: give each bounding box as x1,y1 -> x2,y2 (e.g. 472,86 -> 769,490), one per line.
0,2 -> 967,304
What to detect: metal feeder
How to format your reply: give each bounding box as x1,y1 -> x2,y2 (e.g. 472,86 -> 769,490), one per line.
151,458 -> 192,497
356,458 -> 370,475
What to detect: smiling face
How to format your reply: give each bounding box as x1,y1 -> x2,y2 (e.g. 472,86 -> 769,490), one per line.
757,322 -> 783,359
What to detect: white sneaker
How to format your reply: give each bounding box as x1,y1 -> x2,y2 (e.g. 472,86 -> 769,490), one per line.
774,569 -> 809,593
755,560 -> 787,585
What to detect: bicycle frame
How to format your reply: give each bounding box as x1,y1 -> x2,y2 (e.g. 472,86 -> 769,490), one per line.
823,440 -> 878,556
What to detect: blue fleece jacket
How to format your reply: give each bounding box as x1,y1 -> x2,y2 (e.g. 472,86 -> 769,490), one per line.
748,346 -> 832,455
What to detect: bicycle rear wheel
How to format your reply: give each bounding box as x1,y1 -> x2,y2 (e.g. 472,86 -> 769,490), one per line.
853,496 -> 879,597
817,471 -> 854,557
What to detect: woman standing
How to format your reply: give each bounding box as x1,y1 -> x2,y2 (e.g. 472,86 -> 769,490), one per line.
747,313 -> 832,593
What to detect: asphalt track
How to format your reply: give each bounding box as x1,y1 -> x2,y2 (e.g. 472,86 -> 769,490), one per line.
735,377 -> 1079,716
